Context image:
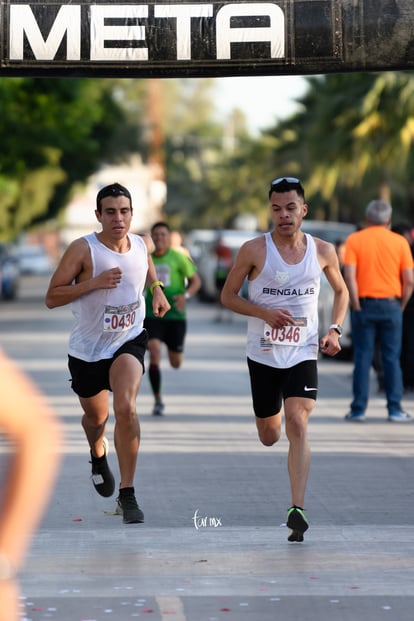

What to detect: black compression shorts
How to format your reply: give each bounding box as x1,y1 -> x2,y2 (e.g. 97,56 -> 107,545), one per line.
247,358 -> 318,418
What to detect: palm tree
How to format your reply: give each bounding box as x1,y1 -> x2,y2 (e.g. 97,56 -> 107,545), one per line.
265,71 -> 414,222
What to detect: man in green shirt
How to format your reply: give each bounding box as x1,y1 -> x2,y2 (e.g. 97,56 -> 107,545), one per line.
144,222 -> 201,415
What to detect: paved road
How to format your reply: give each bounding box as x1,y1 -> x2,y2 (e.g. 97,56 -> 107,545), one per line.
1,276 -> 414,621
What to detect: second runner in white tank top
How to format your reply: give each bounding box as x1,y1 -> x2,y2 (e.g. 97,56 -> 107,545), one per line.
247,232 -> 321,369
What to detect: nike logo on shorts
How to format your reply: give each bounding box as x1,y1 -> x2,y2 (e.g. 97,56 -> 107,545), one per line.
304,386 -> 317,392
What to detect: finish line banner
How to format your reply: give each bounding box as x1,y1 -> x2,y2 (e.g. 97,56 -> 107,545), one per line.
0,0 -> 413,77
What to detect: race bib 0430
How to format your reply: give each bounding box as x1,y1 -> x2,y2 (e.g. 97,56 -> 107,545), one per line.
103,301 -> 140,332
264,317 -> 307,346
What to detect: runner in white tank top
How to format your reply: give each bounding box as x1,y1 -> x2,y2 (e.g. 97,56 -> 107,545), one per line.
247,231 -> 321,369
220,177 -> 349,543
69,231 -> 148,362
45,183 -> 170,524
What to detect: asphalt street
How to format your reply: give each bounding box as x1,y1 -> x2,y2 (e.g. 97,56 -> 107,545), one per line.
1,276 -> 414,621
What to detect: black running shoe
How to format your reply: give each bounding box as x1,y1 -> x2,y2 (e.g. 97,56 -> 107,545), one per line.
287,505 -> 309,542
90,437 -> 115,497
116,488 -> 144,524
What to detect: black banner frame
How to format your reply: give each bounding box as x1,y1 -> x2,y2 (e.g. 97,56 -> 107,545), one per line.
0,0 -> 413,78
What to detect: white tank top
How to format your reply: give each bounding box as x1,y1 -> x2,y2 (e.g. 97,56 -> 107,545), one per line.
247,232 -> 321,368
69,232 -> 148,362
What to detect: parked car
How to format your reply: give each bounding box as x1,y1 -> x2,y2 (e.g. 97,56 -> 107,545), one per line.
186,229 -> 260,301
16,244 -> 54,275
302,219 -> 357,357
301,219 -> 356,246
0,243 -> 20,300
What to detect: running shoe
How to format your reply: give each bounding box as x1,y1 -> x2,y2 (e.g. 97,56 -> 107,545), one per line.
116,488 -> 144,524
152,401 -> 165,416
287,505 -> 309,542
90,437 -> 115,497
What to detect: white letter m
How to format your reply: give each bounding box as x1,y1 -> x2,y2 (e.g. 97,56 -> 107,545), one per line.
9,5 -> 81,61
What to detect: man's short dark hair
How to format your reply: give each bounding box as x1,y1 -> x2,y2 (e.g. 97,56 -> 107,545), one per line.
151,221 -> 170,234
96,183 -> 132,213
269,177 -> 305,201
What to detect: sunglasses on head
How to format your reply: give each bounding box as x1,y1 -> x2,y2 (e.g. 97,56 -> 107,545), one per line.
271,177 -> 301,186
97,184 -> 131,202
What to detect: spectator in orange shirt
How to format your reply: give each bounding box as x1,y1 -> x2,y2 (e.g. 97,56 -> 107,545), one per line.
343,200 -> 414,422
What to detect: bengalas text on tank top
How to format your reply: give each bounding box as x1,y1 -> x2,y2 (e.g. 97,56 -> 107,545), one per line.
247,232 -> 321,369
68,232 -> 148,362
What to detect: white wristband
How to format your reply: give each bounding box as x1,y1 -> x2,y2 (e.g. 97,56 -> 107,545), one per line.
185,292 -> 191,300
329,323 -> 342,336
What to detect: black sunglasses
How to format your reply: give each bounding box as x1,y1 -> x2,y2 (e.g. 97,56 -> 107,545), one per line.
271,177 -> 301,186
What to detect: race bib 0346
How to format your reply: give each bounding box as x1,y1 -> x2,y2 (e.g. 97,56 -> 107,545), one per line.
264,316 -> 307,346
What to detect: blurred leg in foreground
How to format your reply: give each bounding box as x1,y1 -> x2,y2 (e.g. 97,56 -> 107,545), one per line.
0,350 -> 61,621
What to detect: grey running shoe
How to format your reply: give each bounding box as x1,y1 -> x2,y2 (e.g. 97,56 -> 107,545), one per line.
116,488 -> 144,524
152,401 -> 165,416
90,437 -> 115,497
287,506 -> 309,542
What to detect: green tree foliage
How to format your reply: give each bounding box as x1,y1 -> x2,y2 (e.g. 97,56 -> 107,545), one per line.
5,71 -> 414,239
104,71 -> 414,229
161,78 -> 229,229
183,71 -> 414,230
103,77 -> 229,231
0,78 -> 129,240
159,78 -> 275,231
264,71 -> 414,224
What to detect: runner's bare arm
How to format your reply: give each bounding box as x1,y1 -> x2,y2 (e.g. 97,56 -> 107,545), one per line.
45,238 -> 122,309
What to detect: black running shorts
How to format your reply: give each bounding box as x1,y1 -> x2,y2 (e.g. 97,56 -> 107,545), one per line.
68,330 -> 148,398
143,317 -> 186,353
247,358 -> 318,419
